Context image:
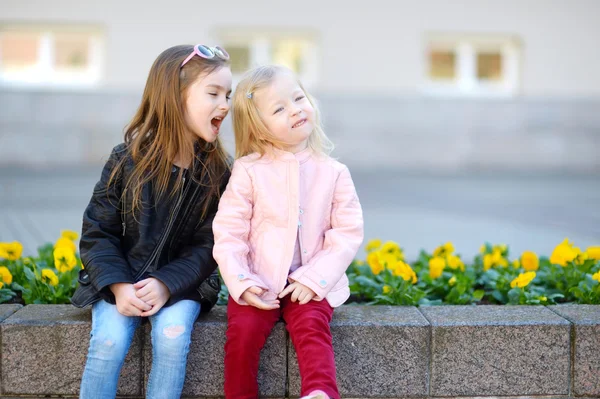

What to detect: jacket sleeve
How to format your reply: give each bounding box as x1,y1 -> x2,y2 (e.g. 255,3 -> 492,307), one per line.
80,144 -> 134,292
288,165 -> 364,300
212,161 -> 268,304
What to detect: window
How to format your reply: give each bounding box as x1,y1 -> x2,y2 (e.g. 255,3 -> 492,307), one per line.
226,45 -> 251,75
429,49 -> 456,80
0,25 -> 104,87
216,30 -> 318,88
424,34 -> 520,96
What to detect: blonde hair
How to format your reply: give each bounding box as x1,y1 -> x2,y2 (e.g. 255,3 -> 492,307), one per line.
232,65 -> 334,159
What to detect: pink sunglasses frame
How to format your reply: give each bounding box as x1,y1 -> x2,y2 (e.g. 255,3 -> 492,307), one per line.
180,44 -> 230,67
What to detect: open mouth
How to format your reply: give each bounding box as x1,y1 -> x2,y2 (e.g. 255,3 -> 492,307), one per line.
292,119 -> 307,128
211,116 -> 223,133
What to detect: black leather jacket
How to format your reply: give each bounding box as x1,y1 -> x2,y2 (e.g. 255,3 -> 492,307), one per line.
71,143 -> 230,312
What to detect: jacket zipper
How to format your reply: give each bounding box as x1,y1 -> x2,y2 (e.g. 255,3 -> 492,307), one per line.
167,181 -> 201,259
297,206 -> 305,263
134,175 -> 187,280
121,188 -> 127,236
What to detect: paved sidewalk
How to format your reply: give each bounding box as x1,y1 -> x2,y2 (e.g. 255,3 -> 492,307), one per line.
1,167 -> 598,260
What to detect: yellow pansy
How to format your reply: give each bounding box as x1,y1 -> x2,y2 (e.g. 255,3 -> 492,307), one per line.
378,252 -> 400,269
367,252 -> 384,275
512,259 -> 520,269
0,266 -> 13,285
492,248 -> 503,263
550,239 -> 579,266
444,242 -> 455,254
520,251 -> 539,271
404,268 -> 418,284
381,241 -> 404,259
483,249 -> 509,270
448,276 -> 457,286
61,229 -> 79,241
389,260 -> 418,284
574,248 -> 588,265
383,285 -> 391,294
592,271 -> 600,283
53,246 -> 77,272
587,246 -> 600,261
365,239 -> 382,253
493,244 -> 508,255
447,254 -> 465,271
41,269 -> 59,286
433,242 -> 455,257
429,257 -> 446,279
55,237 -> 77,253
510,271 -> 536,288
483,254 -> 494,271
0,241 -> 23,261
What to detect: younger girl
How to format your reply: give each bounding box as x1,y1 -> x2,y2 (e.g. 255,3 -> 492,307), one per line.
213,65 -> 364,399
71,44 -> 232,399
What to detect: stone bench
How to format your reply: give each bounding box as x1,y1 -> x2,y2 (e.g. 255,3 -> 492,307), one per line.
1,303 -> 598,398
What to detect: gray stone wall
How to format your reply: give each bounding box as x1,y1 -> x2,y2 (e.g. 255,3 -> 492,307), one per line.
1,304 -> 599,398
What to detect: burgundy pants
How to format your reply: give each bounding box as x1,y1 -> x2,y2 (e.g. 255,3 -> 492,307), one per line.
224,295 -> 339,399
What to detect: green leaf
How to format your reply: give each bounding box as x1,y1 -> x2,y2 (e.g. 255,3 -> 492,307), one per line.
23,267 -> 37,281
507,287 -> 522,304
492,290 -> 505,303
473,290 -> 485,300
354,276 -> 381,290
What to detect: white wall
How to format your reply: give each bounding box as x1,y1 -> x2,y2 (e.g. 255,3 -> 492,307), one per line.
2,0 -> 599,96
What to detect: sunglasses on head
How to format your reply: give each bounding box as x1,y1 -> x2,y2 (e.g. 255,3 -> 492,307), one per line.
181,44 -> 230,67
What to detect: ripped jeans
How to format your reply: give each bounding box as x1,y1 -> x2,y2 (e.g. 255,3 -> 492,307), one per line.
80,299 -> 201,399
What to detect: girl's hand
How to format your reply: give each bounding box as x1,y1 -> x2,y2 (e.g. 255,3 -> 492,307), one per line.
279,282 -> 316,305
134,278 -> 171,317
241,286 -> 280,310
110,283 -> 152,316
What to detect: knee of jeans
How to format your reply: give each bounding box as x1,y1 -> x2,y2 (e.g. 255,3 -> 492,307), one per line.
89,333 -> 130,360
153,324 -> 190,354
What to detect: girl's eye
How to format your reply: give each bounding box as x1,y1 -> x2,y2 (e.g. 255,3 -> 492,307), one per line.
226,96 -> 231,101
273,107 -> 283,114
209,93 -> 217,97
295,95 -> 305,101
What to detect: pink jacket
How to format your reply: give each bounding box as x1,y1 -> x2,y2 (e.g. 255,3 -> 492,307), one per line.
212,148 -> 364,307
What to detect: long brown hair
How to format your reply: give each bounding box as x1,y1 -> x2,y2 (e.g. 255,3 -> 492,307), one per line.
110,45 -> 230,219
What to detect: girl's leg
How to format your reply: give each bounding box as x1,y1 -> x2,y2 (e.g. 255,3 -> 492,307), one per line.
224,297 -> 280,399
80,300 -> 141,399
282,296 -> 339,399
146,299 -> 201,399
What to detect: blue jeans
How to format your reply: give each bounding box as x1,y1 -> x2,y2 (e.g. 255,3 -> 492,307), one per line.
80,299 -> 201,399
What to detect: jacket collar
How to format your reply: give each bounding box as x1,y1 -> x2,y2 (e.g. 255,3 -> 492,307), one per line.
271,146 -> 312,164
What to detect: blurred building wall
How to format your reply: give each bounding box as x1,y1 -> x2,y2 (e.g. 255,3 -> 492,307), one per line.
1,0 -> 599,171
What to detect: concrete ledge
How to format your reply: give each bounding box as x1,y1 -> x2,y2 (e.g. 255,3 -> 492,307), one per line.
143,307 -> 286,398
550,304 -> 600,396
1,304 -> 599,398
288,306 -> 429,398
0,305 -> 21,324
420,305 -> 571,396
0,304 -> 142,396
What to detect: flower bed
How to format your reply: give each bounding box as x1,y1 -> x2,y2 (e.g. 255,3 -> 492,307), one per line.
1,233 -> 599,306
348,239 -> 600,305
